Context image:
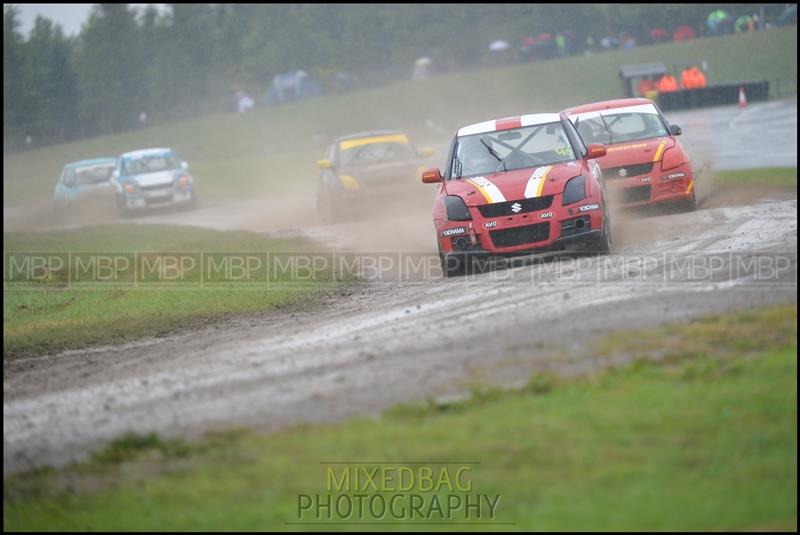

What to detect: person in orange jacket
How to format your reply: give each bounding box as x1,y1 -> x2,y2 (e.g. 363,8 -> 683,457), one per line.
681,65 -> 707,89
656,72 -> 679,92
638,76 -> 655,96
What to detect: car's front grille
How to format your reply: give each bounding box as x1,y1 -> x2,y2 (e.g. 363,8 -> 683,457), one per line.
604,163 -> 653,179
620,185 -> 652,204
140,183 -> 174,191
477,195 -> 553,218
489,222 -> 550,248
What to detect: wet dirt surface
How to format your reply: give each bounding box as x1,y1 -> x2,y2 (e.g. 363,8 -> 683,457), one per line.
3,100 -> 798,473
4,192 -> 797,473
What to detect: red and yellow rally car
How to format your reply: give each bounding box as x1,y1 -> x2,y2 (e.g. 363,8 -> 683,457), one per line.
563,98 -> 695,211
422,112 -> 612,276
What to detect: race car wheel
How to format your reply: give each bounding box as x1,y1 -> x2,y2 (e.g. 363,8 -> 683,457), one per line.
438,243 -> 468,278
594,200 -> 613,254
680,191 -> 697,212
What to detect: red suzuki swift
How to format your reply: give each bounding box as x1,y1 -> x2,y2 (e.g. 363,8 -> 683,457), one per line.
422,112 -> 612,277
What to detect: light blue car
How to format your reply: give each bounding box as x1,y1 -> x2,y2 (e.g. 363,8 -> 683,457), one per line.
53,158 -> 117,215
111,148 -> 197,216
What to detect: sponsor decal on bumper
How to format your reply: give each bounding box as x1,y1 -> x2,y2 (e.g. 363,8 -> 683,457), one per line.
662,172 -> 686,182
443,227 -> 467,237
578,203 -> 600,212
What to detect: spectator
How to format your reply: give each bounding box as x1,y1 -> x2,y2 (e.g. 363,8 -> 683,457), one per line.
236,90 -> 254,114
650,27 -> 669,44
673,24 -> 696,42
656,72 -> 679,92
735,14 -> 756,33
680,65 -> 707,89
555,32 -> 567,57
638,76 -> 655,97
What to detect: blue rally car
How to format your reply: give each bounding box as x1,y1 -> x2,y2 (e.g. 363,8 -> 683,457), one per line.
53,158 -> 118,215
112,148 -> 197,215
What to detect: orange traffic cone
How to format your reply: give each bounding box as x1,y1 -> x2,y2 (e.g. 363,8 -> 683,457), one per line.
738,86 -> 747,108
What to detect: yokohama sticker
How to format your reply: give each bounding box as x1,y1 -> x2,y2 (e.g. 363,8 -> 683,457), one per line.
578,203 -> 600,212
443,227 -> 466,236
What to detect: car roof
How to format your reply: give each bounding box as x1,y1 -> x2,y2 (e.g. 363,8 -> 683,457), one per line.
65,157 -> 116,168
120,147 -> 175,158
457,113 -> 562,136
333,130 -> 407,143
563,98 -> 655,116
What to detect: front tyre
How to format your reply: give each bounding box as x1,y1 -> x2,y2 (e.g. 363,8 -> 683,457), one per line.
594,200 -> 613,254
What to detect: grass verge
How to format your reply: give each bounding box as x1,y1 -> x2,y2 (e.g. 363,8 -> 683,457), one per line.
3,303 -> 796,530
711,167 -> 797,189
3,224 -> 352,358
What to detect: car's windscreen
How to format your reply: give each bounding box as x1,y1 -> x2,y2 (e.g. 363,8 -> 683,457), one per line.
338,138 -> 418,167
450,122 -> 576,179
123,153 -> 182,175
571,104 -> 668,145
74,163 -> 115,185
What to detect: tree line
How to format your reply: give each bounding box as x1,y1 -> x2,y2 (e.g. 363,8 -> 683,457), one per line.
3,3 -> 771,151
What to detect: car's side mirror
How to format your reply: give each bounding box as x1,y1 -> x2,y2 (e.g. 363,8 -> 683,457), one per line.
316,159 -> 334,170
420,147 -> 434,158
586,143 -> 607,159
421,168 -> 444,183
182,161 -> 189,169
669,124 -> 682,136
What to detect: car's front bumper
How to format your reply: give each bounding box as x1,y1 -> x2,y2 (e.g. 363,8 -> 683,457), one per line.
435,192 -> 606,257
607,163 -> 694,208
122,188 -> 194,210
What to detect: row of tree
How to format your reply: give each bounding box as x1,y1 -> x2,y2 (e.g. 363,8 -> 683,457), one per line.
3,3 -> 773,151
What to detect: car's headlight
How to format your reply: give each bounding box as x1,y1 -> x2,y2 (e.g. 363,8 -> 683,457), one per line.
445,195 -> 472,221
123,182 -> 138,194
176,174 -> 190,188
562,175 -> 586,205
660,147 -> 685,171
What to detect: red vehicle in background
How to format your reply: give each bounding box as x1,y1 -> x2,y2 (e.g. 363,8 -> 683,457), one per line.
421,112 -> 612,277
563,98 -> 696,212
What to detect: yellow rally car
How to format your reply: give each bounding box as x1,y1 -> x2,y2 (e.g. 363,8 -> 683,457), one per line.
316,130 -> 434,222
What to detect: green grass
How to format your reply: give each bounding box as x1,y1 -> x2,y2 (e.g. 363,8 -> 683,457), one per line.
4,304 -> 796,531
3,224 -> 351,358
3,26 -> 796,206
711,167 -> 797,188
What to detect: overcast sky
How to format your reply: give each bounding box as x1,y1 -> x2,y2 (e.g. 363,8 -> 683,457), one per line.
10,4 -> 166,37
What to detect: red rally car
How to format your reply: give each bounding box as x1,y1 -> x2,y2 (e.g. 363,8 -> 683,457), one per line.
563,98 -> 695,211
422,112 -> 612,276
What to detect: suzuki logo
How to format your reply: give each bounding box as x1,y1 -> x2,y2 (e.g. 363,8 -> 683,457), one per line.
618,168 -> 628,177
510,202 -> 522,213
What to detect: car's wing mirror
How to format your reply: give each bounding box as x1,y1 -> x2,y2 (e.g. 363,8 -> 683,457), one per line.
586,143 -> 607,159
182,161 -> 189,169
421,168 -> 444,183
316,159 -> 334,170
669,124 -> 682,136
420,147 -> 434,158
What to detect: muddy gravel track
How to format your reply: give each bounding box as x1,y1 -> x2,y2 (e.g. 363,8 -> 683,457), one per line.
4,191 -> 797,474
